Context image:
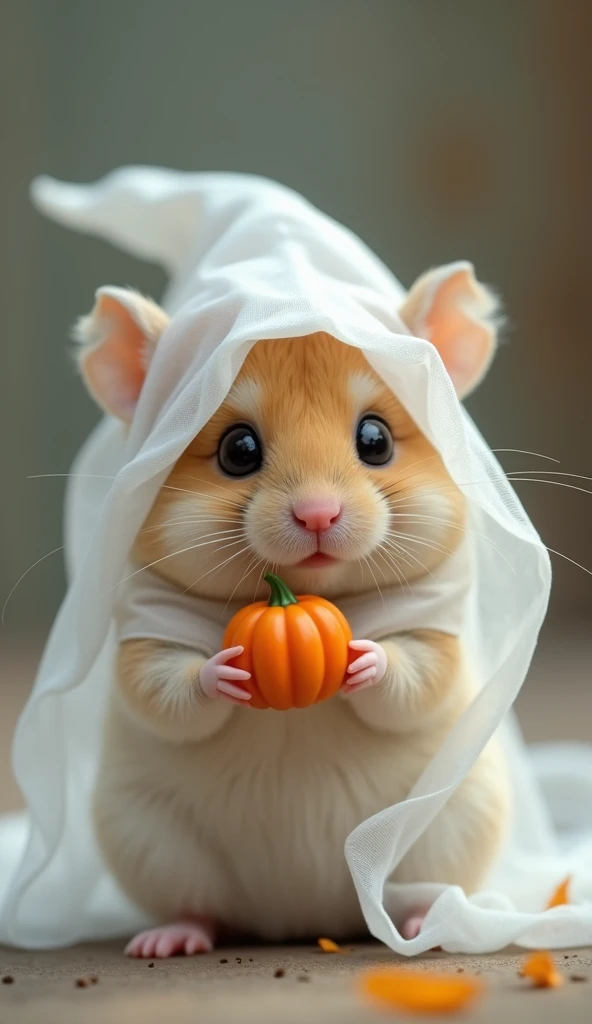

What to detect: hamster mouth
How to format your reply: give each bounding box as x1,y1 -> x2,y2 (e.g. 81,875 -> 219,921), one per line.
296,553 -> 339,568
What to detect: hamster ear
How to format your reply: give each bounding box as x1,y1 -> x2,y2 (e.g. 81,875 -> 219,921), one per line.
73,287 -> 169,422
399,262 -> 500,398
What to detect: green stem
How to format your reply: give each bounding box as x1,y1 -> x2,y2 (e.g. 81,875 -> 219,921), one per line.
264,573 -> 298,607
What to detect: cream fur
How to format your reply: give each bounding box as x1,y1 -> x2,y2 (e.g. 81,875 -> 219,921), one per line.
87,309 -> 507,943
95,632 -> 508,940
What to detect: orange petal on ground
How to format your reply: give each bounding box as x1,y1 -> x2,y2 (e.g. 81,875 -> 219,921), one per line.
317,937 -> 343,953
359,967 -> 484,1013
519,951 -> 564,988
547,876 -> 571,909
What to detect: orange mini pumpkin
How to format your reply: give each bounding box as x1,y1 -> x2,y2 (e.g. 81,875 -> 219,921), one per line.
222,573 -> 352,710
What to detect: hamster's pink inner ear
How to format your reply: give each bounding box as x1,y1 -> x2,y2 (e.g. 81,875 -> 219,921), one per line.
399,262 -> 500,399
74,287 -> 169,422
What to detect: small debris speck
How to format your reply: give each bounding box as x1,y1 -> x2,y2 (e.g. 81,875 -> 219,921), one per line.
248,958 -> 253,962
75,978 -> 92,988
297,975 -> 311,982
148,963 -> 154,968
274,968 -> 285,978
570,975 -> 588,983
2,976 -> 14,985
457,968 -> 464,973
564,955 -> 570,959
236,957 -> 242,963
219,958 -> 228,964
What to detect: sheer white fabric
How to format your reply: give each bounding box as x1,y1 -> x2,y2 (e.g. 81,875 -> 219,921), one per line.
1,168 -> 590,952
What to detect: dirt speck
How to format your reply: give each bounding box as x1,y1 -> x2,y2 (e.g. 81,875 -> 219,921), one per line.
2,976 -> 14,985
274,968 -> 285,978
219,959 -> 228,964
570,975 -> 588,983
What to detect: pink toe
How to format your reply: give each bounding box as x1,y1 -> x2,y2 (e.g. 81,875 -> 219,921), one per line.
124,936 -> 141,957
141,934 -> 156,958
155,933 -> 176,958
401,915 -> 425,940
185,934 -> 206,955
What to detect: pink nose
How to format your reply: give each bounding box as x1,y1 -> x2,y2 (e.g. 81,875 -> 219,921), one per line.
292,498 -> 342,532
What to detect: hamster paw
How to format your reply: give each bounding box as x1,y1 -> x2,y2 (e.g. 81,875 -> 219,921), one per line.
125,917 -> 215,958
342,639 -> 388,693
199,647 -> 252,704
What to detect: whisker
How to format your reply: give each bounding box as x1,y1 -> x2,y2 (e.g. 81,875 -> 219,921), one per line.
112,533 -> 247,590
383,536 -> 437,579
387,510 -> 513,568
375,543 -> 412,593
381,449 -> 559,493
385,528 -> 518,580
367,552 -> 389,584
490,449 -> 560,463
2,545 -> 65,626
382,467 -> 592,509
160,483 -> 245,507
379,532 -> 418,572
543,546 -> 592,578
182,544 -> 254,594
385,530 -> 456,560
506,477 -> 592,499
185,475 -> 248,503
362,555 -> 386,608
507,469 -> 592,484
381,480 -> 482,504
27,472 -> 117,481
223,552 -> 263,612
139,519 -> 242,535
253,559 -> 270,603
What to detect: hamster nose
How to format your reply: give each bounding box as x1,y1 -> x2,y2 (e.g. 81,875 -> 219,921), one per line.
292,498 -> 342,532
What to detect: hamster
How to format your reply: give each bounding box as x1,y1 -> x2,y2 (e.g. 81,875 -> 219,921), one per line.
76,269 -> 509,959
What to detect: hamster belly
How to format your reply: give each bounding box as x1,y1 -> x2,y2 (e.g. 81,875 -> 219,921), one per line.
94,695 -> 416,941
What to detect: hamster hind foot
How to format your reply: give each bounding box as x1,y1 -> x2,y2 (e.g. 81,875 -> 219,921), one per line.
400,914 -> 426,940
125,916 -> 215,958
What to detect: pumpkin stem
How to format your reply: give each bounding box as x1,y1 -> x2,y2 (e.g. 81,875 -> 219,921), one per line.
264,573 -> 298,607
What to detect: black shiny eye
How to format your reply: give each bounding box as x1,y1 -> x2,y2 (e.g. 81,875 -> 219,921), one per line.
356,416 -> 394,466
218,424 -> 262,477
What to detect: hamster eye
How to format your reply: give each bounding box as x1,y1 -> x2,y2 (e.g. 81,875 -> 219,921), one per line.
218,424 -> 263,477
356,416 -> 394,466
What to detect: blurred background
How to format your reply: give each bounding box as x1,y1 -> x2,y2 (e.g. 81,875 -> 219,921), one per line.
1,0 -> 591,808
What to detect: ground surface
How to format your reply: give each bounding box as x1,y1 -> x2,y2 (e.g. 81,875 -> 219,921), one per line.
1,941 -> 591,1024
1,627 -> 591,1022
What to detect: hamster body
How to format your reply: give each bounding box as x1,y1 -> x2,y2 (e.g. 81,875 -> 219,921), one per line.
79,274 -> 508,955
95,674 -> 502,941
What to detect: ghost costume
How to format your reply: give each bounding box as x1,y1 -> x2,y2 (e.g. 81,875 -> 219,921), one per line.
114,543 -> 471,654
1,167 -> 591,953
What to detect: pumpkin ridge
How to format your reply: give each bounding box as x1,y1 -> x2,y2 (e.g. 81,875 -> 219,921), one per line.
223,604 -> 268,708
252,605 -> 292,710
300,600 -> 350,702
286,603 -> 324,708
